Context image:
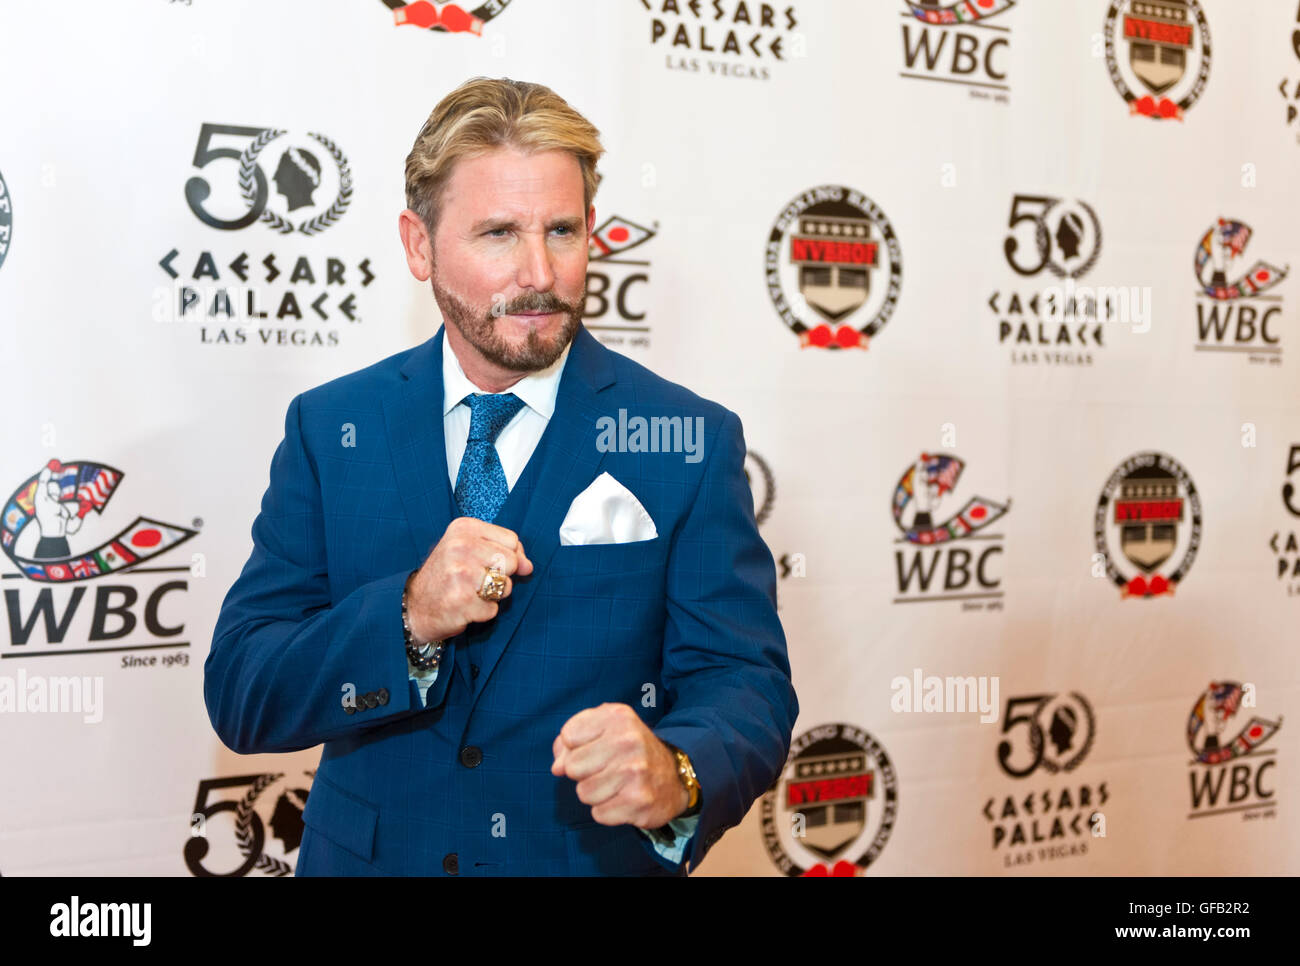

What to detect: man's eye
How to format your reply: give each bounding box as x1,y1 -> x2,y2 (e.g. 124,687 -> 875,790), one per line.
486,228 -> 508,238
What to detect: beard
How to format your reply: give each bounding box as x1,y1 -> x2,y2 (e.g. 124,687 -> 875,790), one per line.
431,268 -> 584,373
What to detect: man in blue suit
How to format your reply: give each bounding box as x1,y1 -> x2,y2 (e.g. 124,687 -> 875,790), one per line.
204,77 -> 798,876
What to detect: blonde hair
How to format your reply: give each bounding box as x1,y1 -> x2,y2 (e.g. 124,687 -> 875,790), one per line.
405,76 -> 604,235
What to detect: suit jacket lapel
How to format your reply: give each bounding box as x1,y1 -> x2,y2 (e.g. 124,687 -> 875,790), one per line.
462,324 -> 617,702
382,327 -> 455,562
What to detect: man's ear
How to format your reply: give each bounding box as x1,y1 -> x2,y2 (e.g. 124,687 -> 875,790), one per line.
398,209 -> 434,282
587,204 -> 596,236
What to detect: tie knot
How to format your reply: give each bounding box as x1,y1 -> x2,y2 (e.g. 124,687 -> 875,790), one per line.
463,392 -> 526,443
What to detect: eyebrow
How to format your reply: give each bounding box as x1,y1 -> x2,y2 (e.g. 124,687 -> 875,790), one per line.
470,216 -> 585,234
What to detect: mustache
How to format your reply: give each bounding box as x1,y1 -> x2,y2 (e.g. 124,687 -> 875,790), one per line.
496,291 -> 579,316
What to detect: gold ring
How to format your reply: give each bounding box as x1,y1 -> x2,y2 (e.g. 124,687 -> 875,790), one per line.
477,567 -> 508,601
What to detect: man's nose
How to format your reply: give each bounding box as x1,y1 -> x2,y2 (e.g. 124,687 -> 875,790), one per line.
514,231 -> 556,292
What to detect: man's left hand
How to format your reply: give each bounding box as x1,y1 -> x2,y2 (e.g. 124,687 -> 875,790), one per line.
551,703 -> 688,829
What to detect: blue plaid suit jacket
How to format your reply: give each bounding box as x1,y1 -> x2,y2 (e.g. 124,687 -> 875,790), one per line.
204,323 -> 798,875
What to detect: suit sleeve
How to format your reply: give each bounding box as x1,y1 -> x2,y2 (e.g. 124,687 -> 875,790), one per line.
204,392 -> 453,755
649,408 -> 799,873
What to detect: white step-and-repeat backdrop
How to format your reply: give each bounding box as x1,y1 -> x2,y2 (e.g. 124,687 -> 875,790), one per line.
1,0 -> 1297,875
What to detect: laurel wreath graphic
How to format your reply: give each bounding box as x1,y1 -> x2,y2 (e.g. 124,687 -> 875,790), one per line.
1040,692 -> 1097,775
233,771 -> 294,877
1045,200 -> 1102,280
299,132 -> 353,236
238,128 -> 352,236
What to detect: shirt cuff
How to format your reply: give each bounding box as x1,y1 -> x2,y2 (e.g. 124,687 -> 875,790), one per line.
639,812 -> 700,866
408,659 -> 439,707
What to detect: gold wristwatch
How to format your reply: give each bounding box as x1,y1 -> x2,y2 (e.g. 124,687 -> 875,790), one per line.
667,743 -> 701,816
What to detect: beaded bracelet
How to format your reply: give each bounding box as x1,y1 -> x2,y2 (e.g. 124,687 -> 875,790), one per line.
402,570 -> 444,671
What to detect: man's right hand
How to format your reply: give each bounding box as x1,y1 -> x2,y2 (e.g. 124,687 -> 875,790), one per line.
405,517 -> 533,643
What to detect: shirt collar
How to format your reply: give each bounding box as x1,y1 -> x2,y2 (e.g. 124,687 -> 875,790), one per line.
441,329 -> 571,420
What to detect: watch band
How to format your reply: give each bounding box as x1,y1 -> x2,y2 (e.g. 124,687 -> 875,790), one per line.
665,742 -> 701,816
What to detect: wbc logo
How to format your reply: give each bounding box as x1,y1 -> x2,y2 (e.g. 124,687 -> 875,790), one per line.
584,214 -> 657,349
2,460 -> 196,583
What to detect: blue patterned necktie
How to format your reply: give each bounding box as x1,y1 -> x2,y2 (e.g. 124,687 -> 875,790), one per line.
454,392 -> 527,522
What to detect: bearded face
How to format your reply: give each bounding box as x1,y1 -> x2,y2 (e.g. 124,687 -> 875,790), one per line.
431,264 -> 584,372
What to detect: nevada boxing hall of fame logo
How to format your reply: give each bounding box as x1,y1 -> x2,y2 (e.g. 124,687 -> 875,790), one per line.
584,213 -> 657,351
1185,682 -> 1281,821
766,185 -> 901,350
743,449 -> 803,607
157,123 -> 375,349
379,0 -> 512,34
1103,0 -> 1211,121
1094,451 -> 1200,599
898,0 -> 1016,103
892,452 -> 1010,609
0,165 -> 11,273
642,0 -> 804,82
982,691 -> 1109,870
1191,217 -> 1288,365
1,459 -> 199,662
185,772 -> 315,876
760,723 -> 898,876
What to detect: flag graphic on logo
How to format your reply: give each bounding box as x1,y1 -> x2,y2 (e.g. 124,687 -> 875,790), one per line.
1,459 -> 197,582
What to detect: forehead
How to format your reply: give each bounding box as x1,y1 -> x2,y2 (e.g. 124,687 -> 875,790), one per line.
440,146 -> 584,223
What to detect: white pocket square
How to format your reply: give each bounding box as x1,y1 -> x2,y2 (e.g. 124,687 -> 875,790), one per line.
559,472 -> 658,546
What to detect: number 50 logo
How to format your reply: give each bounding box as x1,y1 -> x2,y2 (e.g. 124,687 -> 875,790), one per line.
183,123 -> 353,235
996,692 -> 1096,778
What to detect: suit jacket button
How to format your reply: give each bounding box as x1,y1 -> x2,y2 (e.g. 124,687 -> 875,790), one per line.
459,746 -> 483,768
363,692 -> 378,709
470,664 -> 479,679
376,688 -> 390,706
443,853 -> 459,875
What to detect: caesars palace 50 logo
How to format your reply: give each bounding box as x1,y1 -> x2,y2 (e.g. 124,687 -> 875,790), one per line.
1104,0 -> 1211,120
381,0 -> 513,33
766,185 -> 902,350
184,125 -> 352,236
161,123 -> 376,348
186,772 -> 314,877
984,691 -> 1108,869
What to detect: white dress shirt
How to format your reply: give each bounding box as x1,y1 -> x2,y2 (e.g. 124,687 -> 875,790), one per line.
441,332 -> 570,492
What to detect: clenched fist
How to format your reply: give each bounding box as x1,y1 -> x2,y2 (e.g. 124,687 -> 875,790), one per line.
551,703 -> 689,829
405,517 -> 533,643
